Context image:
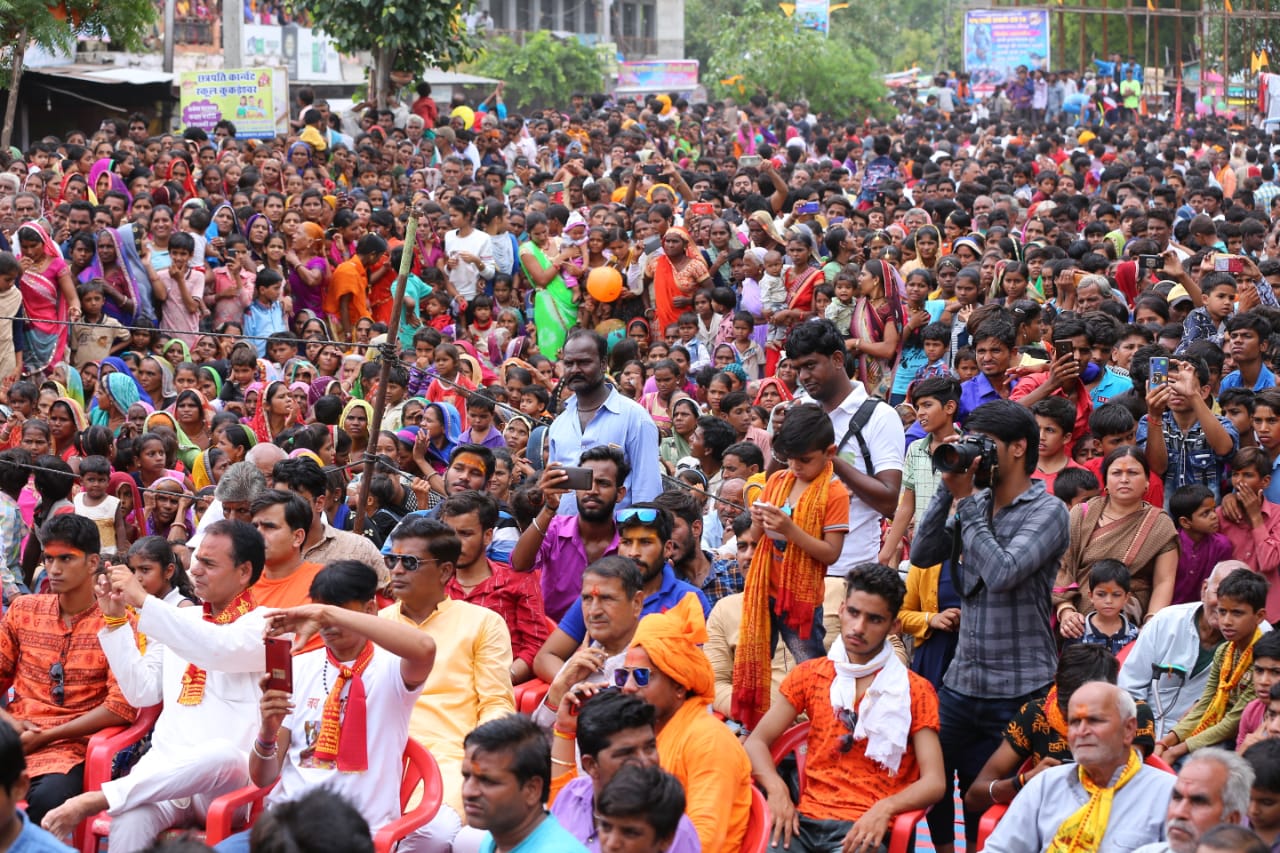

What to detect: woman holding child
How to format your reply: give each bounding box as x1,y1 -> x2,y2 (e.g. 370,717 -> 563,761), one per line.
1054,446 -> 1179,638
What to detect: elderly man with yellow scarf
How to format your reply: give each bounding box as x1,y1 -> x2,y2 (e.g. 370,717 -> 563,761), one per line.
983,682 -> 1175,853
618,593 -> 753,853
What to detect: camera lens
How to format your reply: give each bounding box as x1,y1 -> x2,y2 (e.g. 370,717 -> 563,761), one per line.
933,441 -> 977,473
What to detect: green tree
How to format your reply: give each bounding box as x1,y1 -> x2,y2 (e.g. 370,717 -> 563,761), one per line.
470,32 -> 605,110
706,12 -> 888,118
0,0 -> 154,147
285,0 -> 478,109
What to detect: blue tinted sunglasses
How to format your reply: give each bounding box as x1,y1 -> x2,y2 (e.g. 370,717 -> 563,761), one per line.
615,507 -> 659,525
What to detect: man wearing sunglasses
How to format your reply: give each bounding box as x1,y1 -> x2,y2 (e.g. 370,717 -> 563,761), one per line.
380,516 -> 514,852
618,593 -> 752,853
745,563 -> 945,853
0,515 -> 136,826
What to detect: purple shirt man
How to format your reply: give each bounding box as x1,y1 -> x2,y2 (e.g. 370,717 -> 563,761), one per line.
552,763 -> 702,852
533,515 -> 620,620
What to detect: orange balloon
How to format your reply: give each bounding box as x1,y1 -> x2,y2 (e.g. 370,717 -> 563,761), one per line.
586,266 -> 624,302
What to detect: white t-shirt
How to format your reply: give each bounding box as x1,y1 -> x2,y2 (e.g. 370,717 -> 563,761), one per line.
270,644 -> 423,831
827,383 -> 905,575
74,493 -> 120,554
443,229 -> 496,302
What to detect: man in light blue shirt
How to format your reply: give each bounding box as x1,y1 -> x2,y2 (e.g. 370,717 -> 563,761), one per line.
547,330 -> 660,515
464,716 -> 589,853
0,725 -> 73,851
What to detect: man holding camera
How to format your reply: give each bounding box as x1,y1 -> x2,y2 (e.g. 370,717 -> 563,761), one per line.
910,400 -> 1071,853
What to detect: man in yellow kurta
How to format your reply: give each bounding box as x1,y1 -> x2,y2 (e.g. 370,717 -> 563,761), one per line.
619,592 -> 753,853
379,516 -> 515,841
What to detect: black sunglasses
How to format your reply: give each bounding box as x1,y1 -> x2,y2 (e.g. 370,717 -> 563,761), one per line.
50,661 -> 65,706
837,707 -> 859,753
383,554 -> 438,573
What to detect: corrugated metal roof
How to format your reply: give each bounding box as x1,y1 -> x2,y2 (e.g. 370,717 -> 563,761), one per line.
25,64 -> 174,86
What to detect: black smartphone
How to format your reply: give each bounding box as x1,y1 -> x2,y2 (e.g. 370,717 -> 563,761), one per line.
643,164 -> 661,177
1053,339 -> 1073,361
560,466 -> 594,490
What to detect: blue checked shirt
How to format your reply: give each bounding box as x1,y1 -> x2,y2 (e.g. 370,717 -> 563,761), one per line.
912,479 -> 1070,699
1137,409 -> 1239,508
1176,278 -> 1279,354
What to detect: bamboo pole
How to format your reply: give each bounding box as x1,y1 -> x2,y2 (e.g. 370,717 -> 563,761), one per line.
352,215 -> 418,533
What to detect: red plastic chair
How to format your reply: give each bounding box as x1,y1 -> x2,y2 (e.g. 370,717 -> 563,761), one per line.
975,750 -> 1176,850
86,738 -> 441,853
79,705 -> 162,853
514,678 -> 550,715
767,722 -> 928,853
741,785 -> 770,853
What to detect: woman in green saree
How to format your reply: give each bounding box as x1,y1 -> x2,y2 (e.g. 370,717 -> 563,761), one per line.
517,211 -> 578,361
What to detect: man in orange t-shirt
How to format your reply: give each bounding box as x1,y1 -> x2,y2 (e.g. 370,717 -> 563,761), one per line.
248,491 -> 323,650
326,233 -> 385,341
745,563 -> 946,853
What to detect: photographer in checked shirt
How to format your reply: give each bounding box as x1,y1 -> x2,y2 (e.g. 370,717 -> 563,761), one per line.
910,400 -> 1071,853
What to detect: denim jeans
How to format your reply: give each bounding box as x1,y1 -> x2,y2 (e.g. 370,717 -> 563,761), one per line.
769,814 -> 888,853
768,597 -> 826,662
925,684 -> 1046,848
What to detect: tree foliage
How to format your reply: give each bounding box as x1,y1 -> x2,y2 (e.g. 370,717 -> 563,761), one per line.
706,12 -> 888,118
285,0 -> 479,104
0,0 -> 153,52
470,32 -> 605,110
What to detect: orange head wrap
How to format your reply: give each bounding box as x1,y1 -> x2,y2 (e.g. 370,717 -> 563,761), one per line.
630,593 -> 714,701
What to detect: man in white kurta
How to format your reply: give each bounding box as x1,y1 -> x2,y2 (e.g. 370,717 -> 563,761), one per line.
983,682 -> 1176,853
40,521 -> 270,852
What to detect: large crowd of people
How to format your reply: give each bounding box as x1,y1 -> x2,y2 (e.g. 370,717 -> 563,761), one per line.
3,66 -> 1280,853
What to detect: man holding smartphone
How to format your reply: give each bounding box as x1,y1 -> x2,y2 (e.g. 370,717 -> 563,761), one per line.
43,520 -> 269,850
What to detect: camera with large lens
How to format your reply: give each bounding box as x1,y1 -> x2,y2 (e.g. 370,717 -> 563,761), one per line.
932,434 -> 1000,487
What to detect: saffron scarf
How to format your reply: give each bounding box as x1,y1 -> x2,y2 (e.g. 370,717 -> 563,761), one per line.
177,587 -> 256,704
731,463 -> 833,727
1191,628 -> 1262,737
313,641 -> 375,771
1047,747 -> 1143,853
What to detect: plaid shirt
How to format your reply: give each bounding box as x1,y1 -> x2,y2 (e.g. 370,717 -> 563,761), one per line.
1255,181 -> 1280,212
0,492 -> 26,599
1137,409 -> 1239,506
912,479 -> 1070,699
1177,278 -> 1279,354
702,555 -> 745,606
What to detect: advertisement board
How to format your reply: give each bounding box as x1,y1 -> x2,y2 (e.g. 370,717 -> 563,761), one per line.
179,67 -> 287,139
963,9 -> 1050,95
616,60 -> 700,94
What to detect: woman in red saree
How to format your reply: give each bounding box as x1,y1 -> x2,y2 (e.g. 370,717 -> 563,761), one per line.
16,222 -> 80,376
851,258 -> 906,398
645,226 -> 711,334
764,230 -> 824,374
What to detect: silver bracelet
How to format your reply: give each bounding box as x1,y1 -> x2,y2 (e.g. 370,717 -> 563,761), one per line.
989,778 -> 1001,804
531,516 -> 544,534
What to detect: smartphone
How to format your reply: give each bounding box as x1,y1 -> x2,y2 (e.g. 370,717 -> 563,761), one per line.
644,235 -> 661,254
546,181 -> 565,195
560,466 -> 594,490
1149,356 -> 1169,388
689,202 -> 715,216
739,155 -> 761,168
265,637 -> 293,693
1215,254 -> 1244,274
1138,254 -> 1163,271
643,164 -> 662,177
798,201 -> 821,215
1053,339 -> 1073,361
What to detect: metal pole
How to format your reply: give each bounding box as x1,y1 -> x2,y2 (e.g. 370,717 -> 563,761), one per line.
163,0 -> 175,73
352,216 -> 418,533
222,0 -> 242,69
